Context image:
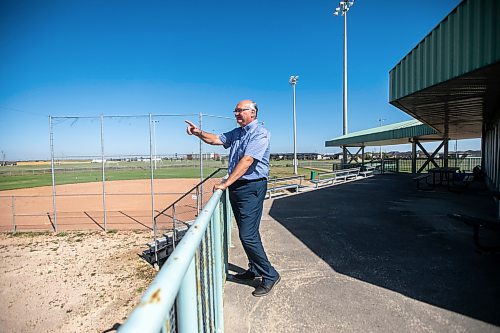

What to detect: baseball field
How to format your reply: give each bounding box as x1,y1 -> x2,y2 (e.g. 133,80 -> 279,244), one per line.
0,159 -> 321,233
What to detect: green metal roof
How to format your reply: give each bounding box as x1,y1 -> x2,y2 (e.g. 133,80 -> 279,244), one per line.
389,0 -> 500,101
389,0 -> 500,139
325,119 -> 439,147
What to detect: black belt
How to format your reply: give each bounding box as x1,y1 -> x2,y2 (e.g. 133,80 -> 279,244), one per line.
234,177 -> 266,184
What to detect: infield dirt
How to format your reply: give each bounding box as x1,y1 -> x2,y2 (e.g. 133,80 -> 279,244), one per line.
0,178 -> 200,232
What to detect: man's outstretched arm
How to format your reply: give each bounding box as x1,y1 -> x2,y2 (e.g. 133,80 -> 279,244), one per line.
185,120 -> 223,145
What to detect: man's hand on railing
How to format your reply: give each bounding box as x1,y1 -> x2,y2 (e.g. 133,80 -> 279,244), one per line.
213,180 -> 228,192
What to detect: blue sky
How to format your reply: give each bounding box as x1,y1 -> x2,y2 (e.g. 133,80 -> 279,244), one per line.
0,0 -> 479,160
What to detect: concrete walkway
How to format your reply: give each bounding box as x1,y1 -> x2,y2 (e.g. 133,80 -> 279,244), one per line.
224,174 -> 500,333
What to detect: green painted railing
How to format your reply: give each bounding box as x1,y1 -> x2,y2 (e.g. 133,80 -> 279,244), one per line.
118,188 -> 232,333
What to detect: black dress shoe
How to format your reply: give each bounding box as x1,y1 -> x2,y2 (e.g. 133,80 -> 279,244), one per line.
252,275 -> 281,297
232,270 -> 260,281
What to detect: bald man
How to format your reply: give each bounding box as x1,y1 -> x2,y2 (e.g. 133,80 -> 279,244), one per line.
185,99 -> 280,297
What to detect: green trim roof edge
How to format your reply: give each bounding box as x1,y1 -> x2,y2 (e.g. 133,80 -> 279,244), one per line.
325,119 -> 438,147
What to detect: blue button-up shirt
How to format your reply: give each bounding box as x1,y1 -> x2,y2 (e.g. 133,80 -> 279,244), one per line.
219,120 -> 270,180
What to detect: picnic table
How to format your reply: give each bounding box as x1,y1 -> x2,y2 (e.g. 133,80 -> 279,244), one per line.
428,167 -> 459,187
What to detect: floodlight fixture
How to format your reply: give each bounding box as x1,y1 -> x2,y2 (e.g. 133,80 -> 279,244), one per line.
289,75 -> 299,85
333,0 -> 355,17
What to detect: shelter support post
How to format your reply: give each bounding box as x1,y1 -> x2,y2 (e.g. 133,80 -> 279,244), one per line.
444,139 -> 449,168
411,138 -> 417,174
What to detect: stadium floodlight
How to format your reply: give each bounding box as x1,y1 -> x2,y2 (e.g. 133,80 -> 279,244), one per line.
333,0 -> 355,163
289,75 -> 299,175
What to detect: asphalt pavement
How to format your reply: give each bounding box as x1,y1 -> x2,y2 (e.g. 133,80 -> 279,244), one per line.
224,173 -> 500,333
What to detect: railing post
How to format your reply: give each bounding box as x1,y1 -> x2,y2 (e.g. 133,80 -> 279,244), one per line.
11,196 -> 16,233
199,234 -> 212,330
211,201 -> 224,332
207,222 -> 216,331
225,188 -> 233,249
176,258 -> 198,332
172,204 -> 177,249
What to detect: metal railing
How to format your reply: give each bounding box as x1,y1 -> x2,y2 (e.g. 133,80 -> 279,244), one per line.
149,168 -> 228,265
118,187 -> 232,333
342,157 -> 482,174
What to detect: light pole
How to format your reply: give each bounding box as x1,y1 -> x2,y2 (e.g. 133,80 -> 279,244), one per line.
289,75 -> 299,175
334,1 -> 354,164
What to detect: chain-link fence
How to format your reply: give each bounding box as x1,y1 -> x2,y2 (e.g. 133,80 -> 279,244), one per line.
0,113 -> 234,232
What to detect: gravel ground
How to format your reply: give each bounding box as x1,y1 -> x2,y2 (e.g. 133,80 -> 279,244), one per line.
0,230 -> 156,333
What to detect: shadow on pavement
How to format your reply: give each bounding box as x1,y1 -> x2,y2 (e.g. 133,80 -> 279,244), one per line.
268,173 -> 500,326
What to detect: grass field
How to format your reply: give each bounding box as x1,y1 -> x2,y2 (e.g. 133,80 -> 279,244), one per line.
0,168 -> 222,191
2,157 -> 480,191
0,159 -> 335,191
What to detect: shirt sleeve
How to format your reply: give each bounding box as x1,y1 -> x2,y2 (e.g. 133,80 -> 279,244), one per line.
219,129 -> 236,149
244,131 -> 269,161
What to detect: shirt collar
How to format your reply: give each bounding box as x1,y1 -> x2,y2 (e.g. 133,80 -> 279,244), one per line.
241,119 -> 258,134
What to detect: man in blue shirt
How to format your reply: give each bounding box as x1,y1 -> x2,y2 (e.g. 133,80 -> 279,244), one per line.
185,99 -> 280,297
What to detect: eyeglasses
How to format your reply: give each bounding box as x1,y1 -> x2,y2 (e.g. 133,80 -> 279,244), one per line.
233,108 -> 254,114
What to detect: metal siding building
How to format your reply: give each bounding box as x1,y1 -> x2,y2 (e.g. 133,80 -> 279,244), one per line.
389,0 -> 500,192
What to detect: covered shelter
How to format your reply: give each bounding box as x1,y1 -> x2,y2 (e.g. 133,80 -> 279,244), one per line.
325,119 -> 452,173
389,0 -> 500,192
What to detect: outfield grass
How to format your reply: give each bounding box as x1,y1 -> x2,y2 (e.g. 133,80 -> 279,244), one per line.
0,167 -> 221,191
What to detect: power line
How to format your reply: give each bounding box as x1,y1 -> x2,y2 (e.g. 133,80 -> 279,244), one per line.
0,105 -> 46,117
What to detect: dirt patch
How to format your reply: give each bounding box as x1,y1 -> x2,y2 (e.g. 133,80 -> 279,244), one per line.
0,230 -> 156,333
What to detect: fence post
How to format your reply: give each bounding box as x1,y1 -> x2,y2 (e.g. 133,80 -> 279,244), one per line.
199,113 -> 204,207
49,115 -> 57,232
149,114 -> 158,265
100,114 -> 107,231
176,258 -> 198,332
